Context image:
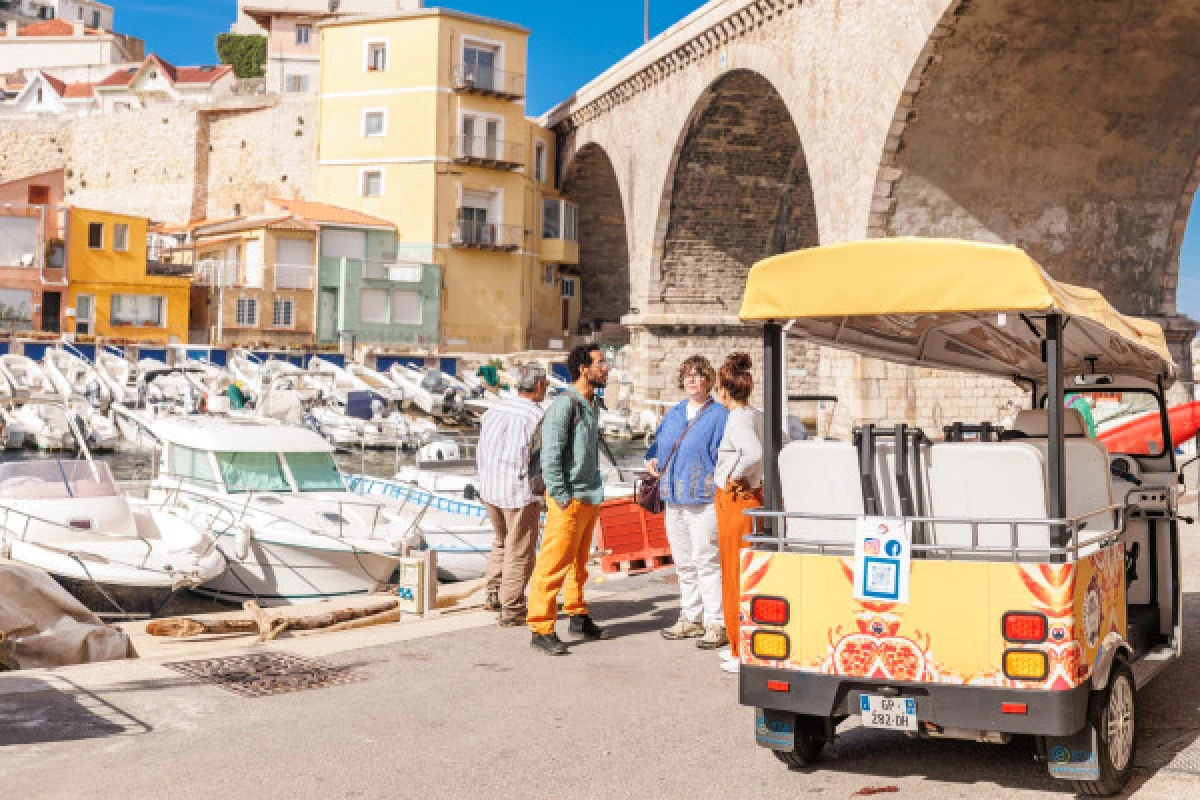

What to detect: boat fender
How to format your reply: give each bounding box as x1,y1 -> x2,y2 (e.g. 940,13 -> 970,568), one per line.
235,525 -> 253,561
0,539 -> 11,560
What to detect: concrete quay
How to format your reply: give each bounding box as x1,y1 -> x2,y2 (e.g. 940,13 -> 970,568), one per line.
2,526 -> 1200,799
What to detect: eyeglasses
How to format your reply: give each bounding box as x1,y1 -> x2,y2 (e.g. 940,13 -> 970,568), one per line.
683,372 -> 709,382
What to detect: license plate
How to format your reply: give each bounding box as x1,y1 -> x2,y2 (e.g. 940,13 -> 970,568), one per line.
859,694 -> 918,731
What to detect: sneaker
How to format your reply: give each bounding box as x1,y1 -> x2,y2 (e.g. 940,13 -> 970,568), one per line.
696,624 -> 730,650
568,614 -> 611,640
531,632 -> 568,656
483,589 -> 501,612
661,616 -> 705,640
719,658 -> 740,674
498,616 -> 524,627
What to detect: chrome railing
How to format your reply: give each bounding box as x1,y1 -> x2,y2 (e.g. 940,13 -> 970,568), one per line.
451,218 -> 522,249
451,135 -> 524,165
273,263 -> 315,290
194,260 -> 265,289
452,64 -> 525,98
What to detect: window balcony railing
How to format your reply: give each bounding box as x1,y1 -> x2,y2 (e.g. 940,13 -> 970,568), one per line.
274,263 -> 315,290
146,244 -> 195,277
451,218 -> 522,251
452,65 -> 525,100
451,135 -> 524,170
357,258 -> 423,283
194,260 -> 265,289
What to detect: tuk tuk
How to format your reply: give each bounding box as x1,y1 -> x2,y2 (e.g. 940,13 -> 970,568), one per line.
738,239 -> 1184,796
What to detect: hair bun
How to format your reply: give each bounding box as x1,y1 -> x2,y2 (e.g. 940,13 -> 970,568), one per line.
726,352 -> 753,373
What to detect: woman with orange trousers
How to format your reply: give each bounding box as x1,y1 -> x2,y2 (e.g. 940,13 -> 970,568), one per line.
713,353 -> 765,674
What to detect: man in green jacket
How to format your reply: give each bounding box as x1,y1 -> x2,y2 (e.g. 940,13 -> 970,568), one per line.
526,343 -> 612,655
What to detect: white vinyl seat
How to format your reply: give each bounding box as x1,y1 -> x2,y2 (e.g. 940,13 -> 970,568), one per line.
926,442 -> 1051,552
778,440 -> 862,543
1011,409 -> 1116,533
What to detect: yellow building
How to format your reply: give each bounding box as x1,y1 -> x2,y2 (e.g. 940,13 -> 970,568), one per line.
316,7 -> 580,353
63,208 -> 190,344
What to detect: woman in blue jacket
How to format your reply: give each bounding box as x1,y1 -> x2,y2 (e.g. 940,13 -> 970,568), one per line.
646,355 -> 729,648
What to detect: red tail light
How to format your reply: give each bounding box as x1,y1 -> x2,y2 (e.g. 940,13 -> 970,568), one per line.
1002,612 -> 1047,643
751,596 -> 789,625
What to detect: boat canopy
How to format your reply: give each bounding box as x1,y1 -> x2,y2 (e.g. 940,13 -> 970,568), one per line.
739,238 -> 1175,385
150,417 -> 334,453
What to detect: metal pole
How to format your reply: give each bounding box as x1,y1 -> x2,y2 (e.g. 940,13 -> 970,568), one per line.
763,322 -> 784,528
644,0 -> 650,43
1045,313 -> 1066,550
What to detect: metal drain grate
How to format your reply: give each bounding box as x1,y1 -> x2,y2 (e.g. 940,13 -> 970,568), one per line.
164,653 -> 365,698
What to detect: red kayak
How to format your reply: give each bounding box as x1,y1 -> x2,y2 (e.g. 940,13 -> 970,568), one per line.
1098,401 -> 1200,454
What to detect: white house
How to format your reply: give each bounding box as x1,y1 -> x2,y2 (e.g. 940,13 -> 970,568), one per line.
93,54 -> 234,113
0,68 -> 96,116
0,18 -> 141,76
3,1 -> 114,31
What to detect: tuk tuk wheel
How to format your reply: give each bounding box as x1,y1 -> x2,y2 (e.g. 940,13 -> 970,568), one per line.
1073,660 -> 1136,797
772,714 -> 827,769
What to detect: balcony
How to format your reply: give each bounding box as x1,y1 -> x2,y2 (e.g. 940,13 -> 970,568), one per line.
146,243 -> 195,277
450,135 -> 524,171
193,260 -> 265,289
0,206 -> 43,270
540,198 -> 579,264
358,258 -> 423,283
274,263 -> 315,291
451,218 -> 522,251
452,65 -> 525,100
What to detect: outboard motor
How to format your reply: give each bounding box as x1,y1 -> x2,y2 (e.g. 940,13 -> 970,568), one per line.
84,377 -> 105,410
441,387 -> 466,417
302,411 -> 323,436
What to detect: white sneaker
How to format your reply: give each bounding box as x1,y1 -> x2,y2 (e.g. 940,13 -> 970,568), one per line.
719,658 -> 740,674
696,624 -> 730,650
718,648 -> 734,661
661,616 -> 704,640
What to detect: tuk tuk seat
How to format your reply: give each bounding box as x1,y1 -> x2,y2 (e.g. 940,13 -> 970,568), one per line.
926,442 -> 1051,553
1010,409 -> 1116,533
778,440 -> 862,543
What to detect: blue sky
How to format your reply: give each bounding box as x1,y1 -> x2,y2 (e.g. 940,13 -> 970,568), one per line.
111,1 -> 1200,319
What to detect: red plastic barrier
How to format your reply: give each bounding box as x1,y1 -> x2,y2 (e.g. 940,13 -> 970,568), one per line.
1098,401 -> 1200,454
594,498 -> 673,574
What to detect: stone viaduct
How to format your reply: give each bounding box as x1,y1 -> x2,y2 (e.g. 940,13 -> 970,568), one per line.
545,0 -> 1200,432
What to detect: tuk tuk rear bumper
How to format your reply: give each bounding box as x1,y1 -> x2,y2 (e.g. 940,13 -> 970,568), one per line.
741,665 -> 1091,737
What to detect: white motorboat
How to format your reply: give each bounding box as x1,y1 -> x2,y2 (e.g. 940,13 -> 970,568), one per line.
0,407 -> 28,449
387,363 -> 471,419
142,416 -> 427,605
0,459 -> 225,616
95,350 -> 140,406
11,402 -> 75,451
347,363 -> 407,408
42,348 -> 113,410
0,353 -> 57,403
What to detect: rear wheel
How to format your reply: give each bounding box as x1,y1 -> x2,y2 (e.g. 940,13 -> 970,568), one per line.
772,714 -> 828,768
1072,660 -> 1136,796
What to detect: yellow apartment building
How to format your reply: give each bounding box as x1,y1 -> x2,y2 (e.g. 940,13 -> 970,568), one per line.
63,208 -> 190,344
316,7 -> 580,353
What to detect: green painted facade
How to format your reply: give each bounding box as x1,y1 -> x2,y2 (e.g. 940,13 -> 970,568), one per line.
316,228 -> 441,347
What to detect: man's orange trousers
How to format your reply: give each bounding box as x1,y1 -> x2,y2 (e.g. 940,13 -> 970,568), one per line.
715,485 -> 763,656
526,498 -> 599,635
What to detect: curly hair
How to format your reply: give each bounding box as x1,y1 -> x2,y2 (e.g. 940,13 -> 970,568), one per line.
718,352 -> 754,403
567,343 -> 601,381
676,355 -> 717,390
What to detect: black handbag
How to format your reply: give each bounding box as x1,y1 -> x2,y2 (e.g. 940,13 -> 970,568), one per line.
635,401 -> 713,514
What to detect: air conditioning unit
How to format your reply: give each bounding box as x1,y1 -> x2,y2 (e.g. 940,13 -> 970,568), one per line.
19,253 -> 34,267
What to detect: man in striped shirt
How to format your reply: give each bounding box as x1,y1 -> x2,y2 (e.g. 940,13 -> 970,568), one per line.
478,363 -> 548,625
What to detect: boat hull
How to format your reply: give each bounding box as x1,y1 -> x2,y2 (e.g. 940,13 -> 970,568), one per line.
52,576 -> 177,617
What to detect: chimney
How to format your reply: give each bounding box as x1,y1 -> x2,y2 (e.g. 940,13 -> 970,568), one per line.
72,21 -> 85,38
5,21 -> 17,38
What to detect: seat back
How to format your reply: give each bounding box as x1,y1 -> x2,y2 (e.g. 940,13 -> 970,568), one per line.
1022,439 -> 1115,530
778,441 -> 862,543
926,442 -> 1050,550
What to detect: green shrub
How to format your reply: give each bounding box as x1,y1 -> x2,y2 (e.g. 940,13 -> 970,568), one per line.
216,34 -> 267,79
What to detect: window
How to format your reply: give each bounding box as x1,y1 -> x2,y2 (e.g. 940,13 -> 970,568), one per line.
561,277 -> 577,299
214,451 -> 290,493
564,202 -> 578,242
544,263 -> 556,286
460,115 -> 501,158
361,170 -> 383,197
113,223 -> 129,252
110,294 -> 164,327
360,289 -> 388,324
285,74 -> 309,93
92,10 -> 101,28
0,215 -> 38,265
74,294 -> 94,335
366,41 -> 388,72
363,110 -> 386,137
273,298 -> 294,328
390,291 -> 422,325
284,452 -> 345,492
169,444 -> 217,487
458,205 -> 489,244
236,297 -> 257,326
542,198 -> 560,239
534,142 -> 547,182
87,222 -> 103,249
462,43 -> 498,90
36,87 -> 43,104
295,25 -> 312,46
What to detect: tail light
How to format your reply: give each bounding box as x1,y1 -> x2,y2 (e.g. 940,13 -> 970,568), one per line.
1002,612 -> 1047,643
1003,650 -> 1048,681
751,631 -> 790,660
751,596 -> 789,625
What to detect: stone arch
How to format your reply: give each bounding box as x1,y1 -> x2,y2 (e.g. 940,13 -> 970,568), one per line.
562,142 -> 631,334
874,0 -> 1200,340
654,68 -> 818,314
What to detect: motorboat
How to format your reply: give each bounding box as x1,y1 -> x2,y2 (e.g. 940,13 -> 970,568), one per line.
140,416 -> 429,605
42,347 -> 112,410
0,407 -> 28,450
95,350 -> 140,406
347,363 -> 407,407
387,363 -> 472,420
0,353 -> 57,404
11,402 -> 75,451
0,459 -> 225,616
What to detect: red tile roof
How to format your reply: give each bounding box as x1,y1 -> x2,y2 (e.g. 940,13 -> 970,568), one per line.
40,73 -> 66,96
62,82 -> 97,99
97,55 -> 231,89
1,19 -> 103,37
268,198 -> 396,229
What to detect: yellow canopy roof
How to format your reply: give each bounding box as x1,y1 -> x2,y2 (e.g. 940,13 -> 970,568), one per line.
740,238 -> 1175,383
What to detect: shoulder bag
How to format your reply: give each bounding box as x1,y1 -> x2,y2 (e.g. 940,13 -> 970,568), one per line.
635,400 -> 713,514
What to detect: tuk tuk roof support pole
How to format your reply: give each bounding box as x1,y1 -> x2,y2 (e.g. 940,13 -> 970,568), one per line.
1045,312 -> 1067,554
763,321 -> 784,532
